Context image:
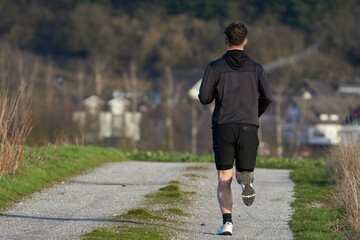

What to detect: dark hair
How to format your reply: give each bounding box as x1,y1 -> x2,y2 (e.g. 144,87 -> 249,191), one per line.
224,22 -> 248,47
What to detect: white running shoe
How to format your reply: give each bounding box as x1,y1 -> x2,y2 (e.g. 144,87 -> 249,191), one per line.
216,222 -> 233,235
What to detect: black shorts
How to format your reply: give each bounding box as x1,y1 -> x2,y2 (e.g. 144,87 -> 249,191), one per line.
212,123 -> 259,171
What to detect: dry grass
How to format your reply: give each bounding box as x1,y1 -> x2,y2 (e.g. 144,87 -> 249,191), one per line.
330,138 -> 360,238
0,89 -> 33,177
52,131 -> 84,146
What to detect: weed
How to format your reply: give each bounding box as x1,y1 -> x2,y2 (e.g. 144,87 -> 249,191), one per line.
168,180 -> 180,185
119,208 -> 166,221
162,207 -> 187,216
86,181 -> 191,239
160,184 -> 179,191
183,191 -> 196,195
146,184 -> 183,203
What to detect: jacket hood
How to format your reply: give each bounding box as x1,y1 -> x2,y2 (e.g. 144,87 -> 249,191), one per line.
223,50 -> 250,70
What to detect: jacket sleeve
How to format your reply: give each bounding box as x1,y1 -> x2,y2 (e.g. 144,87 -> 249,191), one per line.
198,64 -> 216,105
258,67 -> 272,117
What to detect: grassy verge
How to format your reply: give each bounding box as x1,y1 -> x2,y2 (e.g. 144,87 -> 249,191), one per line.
289,164 -> 343,239
256,157 -> 343,239
0,146 -> 125,210
83,181 -> 191,239
330,144 -> 360,239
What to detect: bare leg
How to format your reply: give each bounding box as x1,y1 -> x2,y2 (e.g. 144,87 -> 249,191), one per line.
217,168 -> 233,214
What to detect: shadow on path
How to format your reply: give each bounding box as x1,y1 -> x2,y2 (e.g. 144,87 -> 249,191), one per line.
0,214 -> 136,223
0,214 -> 215,236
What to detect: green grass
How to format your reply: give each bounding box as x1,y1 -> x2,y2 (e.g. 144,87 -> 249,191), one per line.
82,226 -> 168,240
256,157 -> 327,169
162,207 -> 187,216
123,149 -> 328,170
85,181 -> 189,239
119,208 -> 166,221
289,164 -> 343,240
168,180 -> 180,185
146,184 -> 184,203
0,146 -> 125,210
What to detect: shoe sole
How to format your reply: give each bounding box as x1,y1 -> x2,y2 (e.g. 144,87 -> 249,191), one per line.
238,172 -> 255,206
242,184 -> 255,206
218,231 -> 232,236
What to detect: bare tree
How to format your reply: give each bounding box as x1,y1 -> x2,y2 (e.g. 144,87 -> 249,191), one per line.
121,61 -> 151,148
0,43 -> 11,93
93,59 -> 105,96
76,61 -> 85,109
273,86 -> 285,157
17,54 -> 38,117
164,67 -> 175,152
46,60 -> 53,109
122,61 -> 151,112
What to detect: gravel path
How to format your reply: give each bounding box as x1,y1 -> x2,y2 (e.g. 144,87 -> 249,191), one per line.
177,165 -> 295,240
0,162 -> 295,240
0,162 -> 191,240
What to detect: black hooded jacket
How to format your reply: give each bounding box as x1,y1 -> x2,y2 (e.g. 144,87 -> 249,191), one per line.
198,50 -> 272,127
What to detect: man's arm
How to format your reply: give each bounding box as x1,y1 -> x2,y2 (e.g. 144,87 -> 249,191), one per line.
258,67 -> 272,117
198,64 -> 216,105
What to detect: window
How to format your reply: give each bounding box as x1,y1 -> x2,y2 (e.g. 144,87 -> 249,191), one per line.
313,129 -> 325,137
330,114 -> 339,121
320,114 -> 329,121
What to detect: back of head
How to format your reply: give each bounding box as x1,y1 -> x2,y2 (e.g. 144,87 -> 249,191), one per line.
224,23 -> 248,47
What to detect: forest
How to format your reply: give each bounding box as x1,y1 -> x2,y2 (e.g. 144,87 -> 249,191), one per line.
0,0 -> 359,154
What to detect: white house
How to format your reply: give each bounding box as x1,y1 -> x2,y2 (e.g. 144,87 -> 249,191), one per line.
283,81 -> 360,146
108,96 -> 130,115
73,94 -> 141,144
83,95 -> 105,115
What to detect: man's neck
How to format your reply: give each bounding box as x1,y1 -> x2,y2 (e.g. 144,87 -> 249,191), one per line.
227,46 -> 244,51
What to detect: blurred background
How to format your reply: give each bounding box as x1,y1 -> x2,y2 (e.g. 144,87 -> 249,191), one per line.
0,0 -> 359,158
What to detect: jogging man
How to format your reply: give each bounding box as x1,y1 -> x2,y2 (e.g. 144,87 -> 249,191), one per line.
198,22 -> 272,236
